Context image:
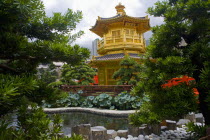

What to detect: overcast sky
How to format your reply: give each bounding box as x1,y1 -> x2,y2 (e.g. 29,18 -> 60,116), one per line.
42,0 -> 164,49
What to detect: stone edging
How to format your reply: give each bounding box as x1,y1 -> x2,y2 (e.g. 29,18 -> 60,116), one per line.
44,107 -> 136,117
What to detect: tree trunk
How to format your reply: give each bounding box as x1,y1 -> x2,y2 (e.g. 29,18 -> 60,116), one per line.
198,87 -> 210,125
193,64 -> 210,125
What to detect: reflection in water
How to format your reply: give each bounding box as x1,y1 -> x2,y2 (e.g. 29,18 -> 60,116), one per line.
59,112 -> 128,135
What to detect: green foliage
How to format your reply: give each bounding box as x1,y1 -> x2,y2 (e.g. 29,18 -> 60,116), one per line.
0,74 -> 38,116
0,103 -> 80,140
0,0 -> 89,115
0,0 -> 90,74
54,93 -> 82,107
81,96 -> 95,108
37,63 -> 59,84
114,92 -> 142,110
113,56 -> 141,85
131,0 -> 210,126
129,103 -> 161,126
93,93 -> 113,109
68,134 -> 83,140
186,122 -> 209,139
61,63 -> 96,85
0,0 -> 88,139
43,91 -> 144,110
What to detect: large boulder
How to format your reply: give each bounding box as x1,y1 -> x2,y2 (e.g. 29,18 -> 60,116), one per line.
72,124 -> 91,140
91,126 -> 107,140
166,120 -> 176,130
176,119 -> 190,127
107,129 -> 117,139
117,130 -> 128,138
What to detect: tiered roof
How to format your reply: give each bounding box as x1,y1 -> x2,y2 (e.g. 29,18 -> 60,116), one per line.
90,3 -> 150,37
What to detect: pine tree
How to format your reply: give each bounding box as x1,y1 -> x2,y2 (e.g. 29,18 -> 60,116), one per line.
61,63 -> 96,85
113,55 -> 140,85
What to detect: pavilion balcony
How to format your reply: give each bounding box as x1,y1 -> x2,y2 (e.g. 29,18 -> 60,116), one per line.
98,35 -> 143,47
97,35 -> 145,55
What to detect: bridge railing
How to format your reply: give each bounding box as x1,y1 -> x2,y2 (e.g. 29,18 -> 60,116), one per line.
61,85 -> 133,96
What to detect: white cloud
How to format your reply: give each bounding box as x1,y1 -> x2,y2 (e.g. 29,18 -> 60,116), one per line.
42,0 -> 164,49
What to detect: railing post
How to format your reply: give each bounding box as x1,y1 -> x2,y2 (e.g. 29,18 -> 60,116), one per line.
123,32 -> 126,42
103,35 -> 106,44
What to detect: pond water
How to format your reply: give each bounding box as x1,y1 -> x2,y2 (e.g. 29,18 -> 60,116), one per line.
59,112 -> 129,136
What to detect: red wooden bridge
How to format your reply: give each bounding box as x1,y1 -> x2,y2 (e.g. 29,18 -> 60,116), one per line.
61,85 -> 133,96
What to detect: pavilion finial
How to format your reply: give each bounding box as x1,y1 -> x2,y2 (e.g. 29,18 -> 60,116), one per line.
115,3 -> 126,15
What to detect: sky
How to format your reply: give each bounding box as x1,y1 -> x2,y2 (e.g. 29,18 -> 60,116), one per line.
42,0 -> 164,50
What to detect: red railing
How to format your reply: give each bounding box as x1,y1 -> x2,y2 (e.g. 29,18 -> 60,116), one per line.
61,85 -> 133,96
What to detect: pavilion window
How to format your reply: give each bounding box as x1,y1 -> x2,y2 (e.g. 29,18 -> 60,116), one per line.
112,30 -> 120,38
126,29 -> 134,36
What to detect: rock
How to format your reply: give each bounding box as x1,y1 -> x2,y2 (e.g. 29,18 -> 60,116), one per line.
195,113 -> 203,118
196,117 -> 204,123
91,126 -> 107,140
58,133 -> 65,138
144,135 -> 149,140
71,124 -> 91,140
127,135 -> 133,139
150,124 -> 161,135
166,120 -> 177,130
117,130 -> 128,138
195,113 -> 204,123
128,124 -> 139,137
138,134 -> 145,140
161,126 -> 167,131
176,119 -> 190,127
139,126 -> 150,136
107,130 -> 117,139
184,113 -> 195,122
114,136 -> 121,140
120,137 -> 126,140
133,137 -> 139,140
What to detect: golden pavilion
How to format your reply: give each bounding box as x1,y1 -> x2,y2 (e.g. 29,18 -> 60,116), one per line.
89,3 -> 150,85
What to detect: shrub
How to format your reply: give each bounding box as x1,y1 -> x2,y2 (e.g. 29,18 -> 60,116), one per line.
55,93 -> 82,107
114,92 -> 142,110
186,122 -> 209,140
81,96 -> 95,108
93,93 -> 114,109
129,103 -> 161,126
0,103 -> 83,140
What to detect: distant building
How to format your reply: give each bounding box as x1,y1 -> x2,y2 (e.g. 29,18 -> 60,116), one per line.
146,40 -> 150,46
91,39 -> 99,57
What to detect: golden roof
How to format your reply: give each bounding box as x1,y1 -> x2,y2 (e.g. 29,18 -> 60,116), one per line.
90,3 -> 150,37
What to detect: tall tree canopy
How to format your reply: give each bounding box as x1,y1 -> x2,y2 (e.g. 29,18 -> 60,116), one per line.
0,0 -> 90,74
131,0 -> 210,125
0,0 -> 90,116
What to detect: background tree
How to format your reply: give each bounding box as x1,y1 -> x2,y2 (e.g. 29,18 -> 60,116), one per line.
130,0 -> 210,125
113,55 -> 141,85
61,62 -> 96,85
37,63 -> 59,84
0,0 -> 88,139
0,0 -> 90,74
0,0 -> 90,115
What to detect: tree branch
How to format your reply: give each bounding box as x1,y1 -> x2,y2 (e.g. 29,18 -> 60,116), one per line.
0,55 -> 36,60
0,64 -> 18,73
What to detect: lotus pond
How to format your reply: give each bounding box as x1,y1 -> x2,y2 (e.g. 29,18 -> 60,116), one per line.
58,112 -> 129,136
